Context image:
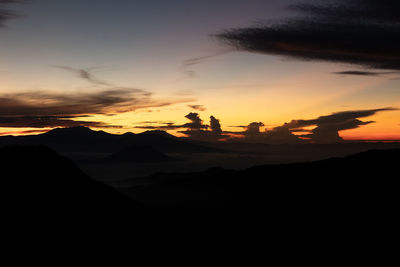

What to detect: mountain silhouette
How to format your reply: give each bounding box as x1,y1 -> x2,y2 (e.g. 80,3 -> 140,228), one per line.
140,130 -> 177,139
1,145 -> 148,230
0,126 -> 217,154
121,149 -> 399,225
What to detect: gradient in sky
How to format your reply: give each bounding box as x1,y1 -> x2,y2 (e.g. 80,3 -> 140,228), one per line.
0,0 -> 399,141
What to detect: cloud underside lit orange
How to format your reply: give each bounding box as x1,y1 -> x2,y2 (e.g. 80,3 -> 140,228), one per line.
127,108 -> 399,144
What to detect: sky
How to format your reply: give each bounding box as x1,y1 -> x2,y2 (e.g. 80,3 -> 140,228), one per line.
0,0 -> 399,142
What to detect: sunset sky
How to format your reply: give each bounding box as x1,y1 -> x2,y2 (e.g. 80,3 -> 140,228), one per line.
1,0 -> 399,141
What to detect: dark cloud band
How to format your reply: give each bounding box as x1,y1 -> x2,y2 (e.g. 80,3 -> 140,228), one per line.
0,0 -> 23,27
0,116 -> 114,128
216,0 -> 400,73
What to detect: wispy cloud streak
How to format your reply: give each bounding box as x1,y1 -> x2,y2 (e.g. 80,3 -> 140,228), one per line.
180,48 -> 233,78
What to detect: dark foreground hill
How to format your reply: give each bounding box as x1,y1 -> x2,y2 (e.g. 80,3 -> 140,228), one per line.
121,149 -> 399,225
0,145 -> 148,230
2,145 -> 398,226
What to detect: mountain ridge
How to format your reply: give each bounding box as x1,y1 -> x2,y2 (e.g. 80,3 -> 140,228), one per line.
0,126 -> 217,154
120,148 -> 400,224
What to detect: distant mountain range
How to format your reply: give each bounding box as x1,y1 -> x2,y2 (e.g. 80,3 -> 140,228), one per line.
0,126 -> 218,154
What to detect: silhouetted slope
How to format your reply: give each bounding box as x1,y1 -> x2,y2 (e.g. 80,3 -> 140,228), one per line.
2,144 -> 397,225
121,149 -> 399,225
1,145 -> 147,228
0,126 -> 216,154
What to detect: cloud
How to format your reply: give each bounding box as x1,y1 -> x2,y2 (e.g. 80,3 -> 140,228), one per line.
333,71 -> 398,76
134,108 -> 397,143
134,123 -> 179,131
216,0 -> 400,73
308,119 -> 373,143
210,116 -> 222,135
54,66 -> 113,87
227,122 -> 303,144
0,129 -> 49,136
54,65 -> 153,97
133,121 -> 174,125
182,112 -> 208,130
0,0 -> 22,27
264,125 -> 303,144
226,108 -> 397,144
0,65 -> 194,129
134,112 -> 208,131
285,108 -> 395,128
135,113 -> 227,141
180,115 -> 228,141
274,108 -> 397,143
180,48 -> 233,79
188,104 -> 206,111
0,115 -> 116,128
0,89 -> 157,116
0,89 -> 193,128
244,122 -> 264,136
289,0 -> 400,23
